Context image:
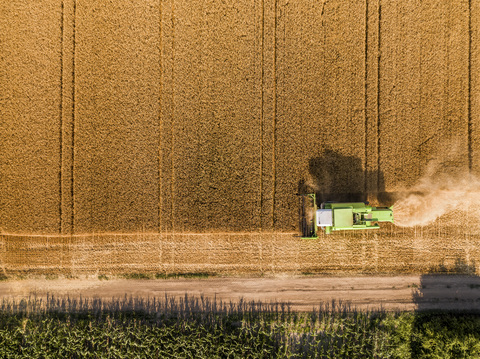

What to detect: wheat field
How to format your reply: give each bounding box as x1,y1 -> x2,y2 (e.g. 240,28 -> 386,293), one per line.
1,0 -> 479,275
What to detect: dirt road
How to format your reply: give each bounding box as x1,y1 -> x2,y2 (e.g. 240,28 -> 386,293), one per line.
1,275 -> 479,312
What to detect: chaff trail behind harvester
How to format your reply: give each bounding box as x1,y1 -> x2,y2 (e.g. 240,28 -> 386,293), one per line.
298,193 -> 394,238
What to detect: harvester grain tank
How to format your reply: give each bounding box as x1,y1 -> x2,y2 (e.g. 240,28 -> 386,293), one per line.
298,193 -> 394,238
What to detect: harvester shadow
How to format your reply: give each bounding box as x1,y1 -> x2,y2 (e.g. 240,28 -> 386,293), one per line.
298,149 -> 395,206
412,258 -> 480,312
410,259 -> 480,356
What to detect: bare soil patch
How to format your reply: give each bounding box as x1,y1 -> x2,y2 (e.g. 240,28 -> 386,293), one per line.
1,275 -> 480,312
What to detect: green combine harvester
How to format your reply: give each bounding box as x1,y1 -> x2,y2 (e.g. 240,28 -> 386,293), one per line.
298,193 -> 394,238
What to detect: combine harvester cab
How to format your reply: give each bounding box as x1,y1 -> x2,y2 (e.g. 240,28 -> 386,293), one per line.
298,193 -> 393,238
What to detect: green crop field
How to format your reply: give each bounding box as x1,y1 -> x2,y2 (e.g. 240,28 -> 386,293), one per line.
0,295 -> 480,358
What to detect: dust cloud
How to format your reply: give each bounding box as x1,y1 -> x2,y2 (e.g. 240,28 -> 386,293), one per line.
394,162 -> 480,227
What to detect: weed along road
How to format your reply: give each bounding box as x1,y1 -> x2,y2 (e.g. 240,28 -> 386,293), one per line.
1,275 -> 480,312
